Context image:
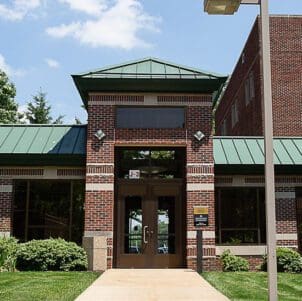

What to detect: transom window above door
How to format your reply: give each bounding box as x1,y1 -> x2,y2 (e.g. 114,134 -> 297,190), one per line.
116,107 -> 185,129
116,148 -> 185,179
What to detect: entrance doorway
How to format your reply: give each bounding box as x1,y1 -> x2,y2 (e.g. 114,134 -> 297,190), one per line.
114,148 -> 186,268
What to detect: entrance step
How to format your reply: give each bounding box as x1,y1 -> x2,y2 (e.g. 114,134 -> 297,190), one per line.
76,269 -> 229,301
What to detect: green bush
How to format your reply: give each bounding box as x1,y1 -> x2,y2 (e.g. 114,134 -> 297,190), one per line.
220,250 -> 249,272
262,247 -> 302,273
0,236 -> 18,272
16,238 -> 88,271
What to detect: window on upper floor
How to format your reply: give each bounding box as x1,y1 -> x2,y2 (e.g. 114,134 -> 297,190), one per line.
249,72 -> 255,99
116,107 -> 185,129
221,119 -> 227,135
245,71 -> 255,105
231,100 -> 239,128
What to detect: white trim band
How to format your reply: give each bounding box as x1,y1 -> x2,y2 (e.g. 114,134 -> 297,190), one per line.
216,245 -> 267,256
0,232 -> 10,237
86,163 -> 114,166
187,231 -> 215,239
0,185 -> 13,193
86,183 -> 114,191
276,233 -> 298,241
187,183 -> 214,191
84,231 -> 113,238
275,192 -> 295,199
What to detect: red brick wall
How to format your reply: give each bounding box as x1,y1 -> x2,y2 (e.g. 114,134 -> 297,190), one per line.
215,18 -> 262,136
270,16 -> 302,136
85,94 -> 216,270
0,178 -> 13,235
216,16 -> 302,136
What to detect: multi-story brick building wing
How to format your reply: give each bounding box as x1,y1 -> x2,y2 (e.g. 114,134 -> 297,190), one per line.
215,15 -> 302,137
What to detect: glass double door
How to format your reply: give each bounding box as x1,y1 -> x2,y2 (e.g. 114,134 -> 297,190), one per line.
115,179 -> 184,268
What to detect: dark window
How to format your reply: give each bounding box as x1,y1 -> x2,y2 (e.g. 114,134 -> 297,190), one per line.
116,107 -> 185,129
215,188 -> 266,245
13,180 -> 84,244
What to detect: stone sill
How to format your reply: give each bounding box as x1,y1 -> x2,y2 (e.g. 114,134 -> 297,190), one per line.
216,245 -> 267,256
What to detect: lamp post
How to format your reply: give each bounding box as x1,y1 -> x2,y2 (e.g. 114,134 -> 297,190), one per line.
204,1 -> 277,300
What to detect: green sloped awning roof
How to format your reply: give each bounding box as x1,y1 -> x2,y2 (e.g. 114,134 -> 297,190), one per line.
214,137 -> 302,165
0,125 -> 301,171
214,136 -> 302,174
0,125 -> 86,166
72,57 -> 228,104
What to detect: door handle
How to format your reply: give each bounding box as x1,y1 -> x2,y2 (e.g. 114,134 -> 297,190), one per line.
143,226 -> 149,244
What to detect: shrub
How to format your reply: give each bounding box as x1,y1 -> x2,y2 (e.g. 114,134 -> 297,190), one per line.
16,238 -> 88,271
262,247 -> 302,273
0,236 -> 18,272
220,250 -> 249,272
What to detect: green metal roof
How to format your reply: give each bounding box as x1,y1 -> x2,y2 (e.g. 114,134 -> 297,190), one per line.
0,125 -> 86,166
214,137 -> 302,165
74,57 -> 225,79
0,125 -> 301,172
72,57 -> 227,104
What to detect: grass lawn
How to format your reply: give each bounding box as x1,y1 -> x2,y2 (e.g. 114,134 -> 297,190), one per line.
0,272 -> 100,301
203,272 -> 302,301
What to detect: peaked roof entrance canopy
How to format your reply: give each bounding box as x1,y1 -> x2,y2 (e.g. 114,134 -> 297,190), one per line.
72,57 -> 227,105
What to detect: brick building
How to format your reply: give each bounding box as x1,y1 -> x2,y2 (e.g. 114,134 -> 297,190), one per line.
215,15 -> 302,137
0,53 -> 301,271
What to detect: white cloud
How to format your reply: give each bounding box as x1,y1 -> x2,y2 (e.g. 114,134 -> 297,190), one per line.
58,0 -> 107,16
45,58 -> 60,68
47,0 -> 160,50
18,104 -> 29,124
0,0 -> 41,21
0,54 -> 25,77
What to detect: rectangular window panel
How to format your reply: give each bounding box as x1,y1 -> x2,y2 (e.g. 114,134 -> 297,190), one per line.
157,196 -> 176,254
249,72 -> 255,99
216,188 -> 266,245
245,80 -> 250,105
13,180 -> 85,244
116,107 -> 185,129
124,196 -> 143,254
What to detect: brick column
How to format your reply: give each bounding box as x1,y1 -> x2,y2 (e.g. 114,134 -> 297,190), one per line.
275,186 -> 298,248
84,103 -> 115,270
0,178 -> 13,237
186,104 -> 216,271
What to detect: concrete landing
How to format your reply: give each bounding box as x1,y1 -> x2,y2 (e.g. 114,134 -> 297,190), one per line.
76,269 -> 229,301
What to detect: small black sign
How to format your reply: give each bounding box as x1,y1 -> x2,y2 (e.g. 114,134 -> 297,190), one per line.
194,206 -> 209,227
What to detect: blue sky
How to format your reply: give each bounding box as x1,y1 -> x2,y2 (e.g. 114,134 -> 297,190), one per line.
0,0 -> 301,123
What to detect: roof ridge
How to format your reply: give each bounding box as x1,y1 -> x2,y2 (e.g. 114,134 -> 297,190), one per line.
72,57 -> 226,78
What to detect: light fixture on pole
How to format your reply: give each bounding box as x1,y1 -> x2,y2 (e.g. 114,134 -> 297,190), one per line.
204,1 -> 277,300
94,129 -> 106,141
204,0 -> 241,14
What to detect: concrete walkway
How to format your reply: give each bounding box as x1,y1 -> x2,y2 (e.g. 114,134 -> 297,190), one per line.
76,269 -> 229,301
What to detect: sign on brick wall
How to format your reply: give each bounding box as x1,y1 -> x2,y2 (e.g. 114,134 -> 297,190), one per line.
194,206 -> 209,227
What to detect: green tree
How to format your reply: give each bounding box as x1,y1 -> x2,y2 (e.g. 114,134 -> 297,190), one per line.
0,69 -> 22,124
26,91 -> 64,124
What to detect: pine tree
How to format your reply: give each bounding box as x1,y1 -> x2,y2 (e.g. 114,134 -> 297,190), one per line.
0,69 -> 21,124
26,91 -> 64,124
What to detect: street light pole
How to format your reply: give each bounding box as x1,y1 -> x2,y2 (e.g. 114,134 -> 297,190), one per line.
259,1 -> 278,300
204,1 -> 278,300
